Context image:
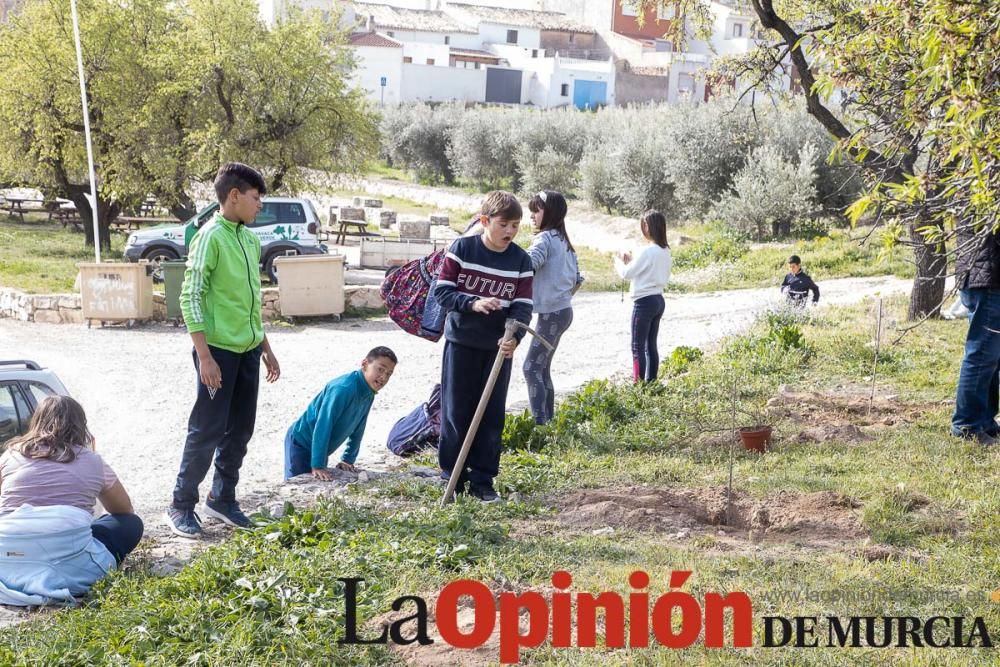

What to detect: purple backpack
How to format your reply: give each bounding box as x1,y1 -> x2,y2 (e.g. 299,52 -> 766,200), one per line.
387,384 -> 441,456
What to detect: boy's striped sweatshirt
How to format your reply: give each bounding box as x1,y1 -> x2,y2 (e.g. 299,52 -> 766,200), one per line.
433,235 -> 534,350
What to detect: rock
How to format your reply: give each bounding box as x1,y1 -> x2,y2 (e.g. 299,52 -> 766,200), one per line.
267,502 -> 288,519
377,210 -> 397,229
429,214 -> 450,226
674,529 -> 690,539
431,226 -> 459,241
150,556 -> 186,577
345,286 -> 384,310
509,492 -> 521,503
409,466 -> 440,478
59,308 -> 85,324
591,526 -> 614,536
352,197 -> 382,208
32,310 -> 62,324
358,471 -> 370,483
399,220 -> 431,240
338,206 -> 366,222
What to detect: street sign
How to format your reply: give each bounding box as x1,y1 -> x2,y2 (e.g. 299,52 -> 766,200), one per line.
380,76 -> 387,86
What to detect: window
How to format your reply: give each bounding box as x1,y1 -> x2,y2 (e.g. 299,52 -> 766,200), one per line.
444,35 -> 450,45
387,31 -> 394,37
621,2 -> 638,17
532,49 -> 538,58
0,383 -> 29,444
403,56 -> 413,63
506,29 -> 518,44
568,33 -> 575,44
475,62 -> 481,69
732,22 -> 743,37
657,4 -> 675,20
250,202 -> 306,228
426,58 -> 435,65
25,381 -> 55,409
560,83 -> 569,96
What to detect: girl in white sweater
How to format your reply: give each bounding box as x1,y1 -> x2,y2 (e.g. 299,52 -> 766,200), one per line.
615,210 -> 672,382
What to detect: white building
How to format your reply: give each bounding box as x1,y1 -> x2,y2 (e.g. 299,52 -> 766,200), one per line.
347,31 -> 404,106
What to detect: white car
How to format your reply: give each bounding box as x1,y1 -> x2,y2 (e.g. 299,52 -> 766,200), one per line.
0,360 -> 70,444
123,197 -> 328,283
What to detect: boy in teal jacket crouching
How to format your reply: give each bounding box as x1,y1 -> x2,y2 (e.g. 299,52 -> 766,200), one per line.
284,347 -> 397,480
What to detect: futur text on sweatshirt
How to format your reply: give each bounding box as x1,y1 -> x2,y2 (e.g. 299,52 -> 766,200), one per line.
434,235 -> 534,350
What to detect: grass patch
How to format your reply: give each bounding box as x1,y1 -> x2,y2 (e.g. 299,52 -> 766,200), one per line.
6,295 -> 997,664
673,226 -> 914,291
0,219 -> 125,293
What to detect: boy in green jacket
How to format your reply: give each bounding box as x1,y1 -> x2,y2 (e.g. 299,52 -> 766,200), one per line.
284,347 -> 397,480
166,162 -> 281,539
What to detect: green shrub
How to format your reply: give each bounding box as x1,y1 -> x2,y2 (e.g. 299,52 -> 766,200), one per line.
673,232 -> 749,270
712,143 -> 819,240
661,345 -> 704,377
502,410 -> 550,452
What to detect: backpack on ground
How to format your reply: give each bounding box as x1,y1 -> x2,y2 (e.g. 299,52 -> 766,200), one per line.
380,249 -> 446,341
387,384 -> 442,457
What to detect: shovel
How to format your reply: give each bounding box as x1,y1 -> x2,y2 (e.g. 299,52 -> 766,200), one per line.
440,318 -> 554,505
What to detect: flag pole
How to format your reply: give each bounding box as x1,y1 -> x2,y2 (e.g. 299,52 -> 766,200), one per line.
69,0 -> 101,262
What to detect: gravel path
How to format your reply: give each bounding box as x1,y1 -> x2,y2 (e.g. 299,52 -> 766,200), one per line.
0,275 -> 908,519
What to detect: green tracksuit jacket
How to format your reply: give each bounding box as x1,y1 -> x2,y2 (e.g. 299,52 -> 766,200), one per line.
179,213 -> 264,353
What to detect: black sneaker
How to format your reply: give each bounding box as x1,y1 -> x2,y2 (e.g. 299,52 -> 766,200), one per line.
164,508 -> 203,539
202,496 -> 252,528
469,484 -> 501,504
954,428 -> 998,446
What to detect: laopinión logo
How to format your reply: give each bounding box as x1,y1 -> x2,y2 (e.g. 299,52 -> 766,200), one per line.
337,571 -> 995,664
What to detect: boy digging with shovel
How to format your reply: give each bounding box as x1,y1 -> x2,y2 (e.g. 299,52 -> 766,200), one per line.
434,191 -> 534,503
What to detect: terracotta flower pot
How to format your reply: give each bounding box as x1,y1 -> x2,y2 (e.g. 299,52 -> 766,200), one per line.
739,425 -> 772,453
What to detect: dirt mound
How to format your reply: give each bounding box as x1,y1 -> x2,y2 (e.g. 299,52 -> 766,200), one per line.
554,486 -> 866,549
767,385 -> 944,444
769,385 -> 938,426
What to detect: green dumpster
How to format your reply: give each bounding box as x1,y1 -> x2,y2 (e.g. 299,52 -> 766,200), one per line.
162,259 -> 188,322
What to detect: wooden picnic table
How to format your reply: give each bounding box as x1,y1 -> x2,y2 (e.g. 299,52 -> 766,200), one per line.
1,197 -> 47,223
110,215 -> 180,232
333,219 -> 381,245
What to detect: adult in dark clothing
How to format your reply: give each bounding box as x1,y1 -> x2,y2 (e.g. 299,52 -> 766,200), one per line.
780,255 -> 820,307
951,221 -> 1000,445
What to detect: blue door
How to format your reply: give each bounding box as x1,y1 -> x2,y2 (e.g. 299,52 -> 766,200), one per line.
573,80 -> 607,110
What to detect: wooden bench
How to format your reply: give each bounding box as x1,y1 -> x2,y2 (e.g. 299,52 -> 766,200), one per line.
1,197 -> 47,223
110,215 -> 179,233
333,219 -> 380,245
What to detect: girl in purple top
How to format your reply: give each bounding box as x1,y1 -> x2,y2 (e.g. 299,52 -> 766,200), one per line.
0,396 -> 143,567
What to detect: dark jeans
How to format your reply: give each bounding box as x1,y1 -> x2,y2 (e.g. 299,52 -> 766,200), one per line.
284,426 -> 311,480
91,513 -> 144,566
172,345 -> 262,511
439,341 -> 511,488
523,307 -> 573,424
631,294 -> 665,382
951,288 -> 1000,437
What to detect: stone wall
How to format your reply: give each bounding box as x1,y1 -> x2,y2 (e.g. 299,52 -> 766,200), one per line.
0,286 -> 385,325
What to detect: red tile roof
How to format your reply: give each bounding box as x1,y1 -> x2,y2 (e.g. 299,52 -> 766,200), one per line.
348,31 -> 403,48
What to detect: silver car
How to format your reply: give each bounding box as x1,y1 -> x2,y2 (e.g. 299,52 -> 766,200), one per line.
0,360 -> 70,444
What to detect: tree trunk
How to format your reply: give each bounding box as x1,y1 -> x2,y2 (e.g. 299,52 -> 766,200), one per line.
69,190 -> 117,254
908,219 -> 947,320
167,191 -> 197,221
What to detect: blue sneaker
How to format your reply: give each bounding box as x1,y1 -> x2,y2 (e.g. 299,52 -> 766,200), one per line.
202,496 -> 252,528
164,508 -> 203,539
